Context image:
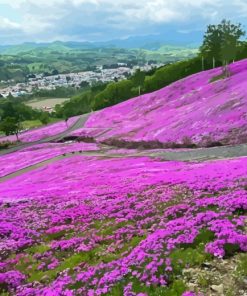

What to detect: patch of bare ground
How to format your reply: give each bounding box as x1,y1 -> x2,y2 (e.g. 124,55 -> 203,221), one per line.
182,253 -> 247,296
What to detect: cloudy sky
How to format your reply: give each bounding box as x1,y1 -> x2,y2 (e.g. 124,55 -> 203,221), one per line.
0,0 -> 246,45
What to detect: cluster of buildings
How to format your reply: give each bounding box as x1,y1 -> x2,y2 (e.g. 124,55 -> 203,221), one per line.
0,63 -> 163,98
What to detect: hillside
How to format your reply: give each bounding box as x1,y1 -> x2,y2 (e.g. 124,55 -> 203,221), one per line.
0,60 -> 247,295
78,59 -> 247,147
0,148 -> 246,295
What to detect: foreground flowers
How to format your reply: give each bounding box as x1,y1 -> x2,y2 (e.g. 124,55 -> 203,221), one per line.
0,152 -> 246,295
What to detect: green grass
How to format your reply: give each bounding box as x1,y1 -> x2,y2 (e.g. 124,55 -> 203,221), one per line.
21,120 -> 43,129
14,233 -> 146,285
101,235 -> 146,264
109,279 -> 187,296
27,251 -> 97,283
28,236 -> 143,283
170,245 -> 212,275
26,244 -> 50,254
21,118 -> 61,130
8,225 -> 218,294
0,292 -> 10,296
236,253 -> 247,277
209,72 -> 226,83
105,230 -> 214,295
44,229 -> 69,242
15,249 -> 100,283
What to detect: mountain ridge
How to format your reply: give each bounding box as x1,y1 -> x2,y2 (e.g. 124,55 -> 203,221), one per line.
0,35 -> 199,55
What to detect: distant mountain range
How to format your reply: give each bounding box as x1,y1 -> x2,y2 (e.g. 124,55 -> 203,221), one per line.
0,34 -> 200,55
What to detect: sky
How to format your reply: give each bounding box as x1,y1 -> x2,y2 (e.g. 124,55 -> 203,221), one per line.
0,0 -> 247,45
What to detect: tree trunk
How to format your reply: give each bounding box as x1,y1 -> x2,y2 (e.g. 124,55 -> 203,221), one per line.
16,133 -> 19,142
213,57 -> 215,68
222,61 -> 227,77
138,85 -> 141,96
202,56 -> 205,71
225,61 -> 230,77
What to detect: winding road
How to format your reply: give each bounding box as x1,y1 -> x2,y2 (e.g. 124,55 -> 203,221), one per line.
0,113 -> 90,156
1,111 -> 247,182
1,142 -> 247,182
154,143 -> 247,161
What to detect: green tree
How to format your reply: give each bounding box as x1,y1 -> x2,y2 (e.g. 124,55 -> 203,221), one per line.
93,80 -> 134,110
40,112 -> 50,125
200,19 -> 245,69
132,69 -> 145,95
0,117 -> 22,141
79,81 -> 90,88
220,20 -> 245,76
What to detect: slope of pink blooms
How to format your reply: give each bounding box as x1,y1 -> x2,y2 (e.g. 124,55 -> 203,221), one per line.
0,142 -> 98,177
81,60 -> 247,146
0,154 -> 246,295
0,116 -> 79,143
1,61 -> 247,295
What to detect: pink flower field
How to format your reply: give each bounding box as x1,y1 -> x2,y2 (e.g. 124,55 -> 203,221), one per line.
0,154 -> 246,295
0,59 -> 247,296
0,142 -> 98,177
0,116 -> 79,143
82,60 -> 247,147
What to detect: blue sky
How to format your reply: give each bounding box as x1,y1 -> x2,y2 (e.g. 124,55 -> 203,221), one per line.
0,0 -> 246,45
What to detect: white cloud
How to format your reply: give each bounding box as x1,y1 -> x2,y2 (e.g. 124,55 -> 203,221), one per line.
0,17 -> 21,30
0,0 -> 246,44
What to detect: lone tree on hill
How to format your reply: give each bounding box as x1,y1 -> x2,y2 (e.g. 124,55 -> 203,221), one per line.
200,19 -> 245,72
0,117 -> 22,141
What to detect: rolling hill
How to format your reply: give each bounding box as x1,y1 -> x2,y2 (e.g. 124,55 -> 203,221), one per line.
80,59 -> 247,147
0,42 -> 197,83
0,37 -> 198,55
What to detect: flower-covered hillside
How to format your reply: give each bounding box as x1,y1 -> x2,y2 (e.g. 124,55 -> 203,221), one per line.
0,116 -> 79,143
0,142 -> 98,177
0,155 -> 246,295
83,59 -> 247,147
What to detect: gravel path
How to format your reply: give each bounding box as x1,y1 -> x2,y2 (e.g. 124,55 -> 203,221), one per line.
152,143 -> 247,161
0,151 -> 124,182
1,110 -> 247,180
1,143 -> 247,182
